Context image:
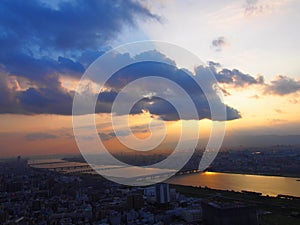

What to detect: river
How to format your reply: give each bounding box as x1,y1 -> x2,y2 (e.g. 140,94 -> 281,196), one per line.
28,159 -> 300,197
167,171 -> 300,197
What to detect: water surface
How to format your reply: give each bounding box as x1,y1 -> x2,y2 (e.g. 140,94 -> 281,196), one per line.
168,171 -> 300,197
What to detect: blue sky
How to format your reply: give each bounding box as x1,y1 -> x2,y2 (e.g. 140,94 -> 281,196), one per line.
0,0 -> 300,157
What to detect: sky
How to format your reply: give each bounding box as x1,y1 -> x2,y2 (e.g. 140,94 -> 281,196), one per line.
0,0 -> 300,157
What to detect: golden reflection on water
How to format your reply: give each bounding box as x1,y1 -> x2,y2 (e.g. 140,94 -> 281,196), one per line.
168,172 -> 300,197
203,171 -> 217,175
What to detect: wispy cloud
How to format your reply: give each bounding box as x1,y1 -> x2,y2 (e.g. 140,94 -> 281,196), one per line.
249,94 -> 261,99
244,0 -> 292,16
274,109 -> 284,114
98,125 -> 150,141
209,0 -> 293,24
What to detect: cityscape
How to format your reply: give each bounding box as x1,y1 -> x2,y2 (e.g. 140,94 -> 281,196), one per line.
0,146 -> 299,225
1,0 -> 300,225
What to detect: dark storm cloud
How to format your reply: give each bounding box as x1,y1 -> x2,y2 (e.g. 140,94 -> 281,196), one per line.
0,0 -> 156,114
2,53 -> 85,84
77,50 -> 106,68
0,0 -> 240,121
95,59 -> 241,121
17,87 -> 74,115
130,97 -> 180,121
0,0 -> 156,52
264,75 -> 300,96
1,48 -> 242,121
0,0 -> 155,81
211,36 -> 228,52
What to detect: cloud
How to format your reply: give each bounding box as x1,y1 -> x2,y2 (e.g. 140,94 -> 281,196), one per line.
209,61 -> 300,97
130,96 -> 181,121
0,51 -> 241,121
211,36 -> 229,52
245,0 -> 264,15
77,50 -> 106,68
209,62 -> 300,97
250,94 -> 261,99
17,87 -> 74,115
98,133 -> 114,141
98,125 -> 149,141
289,98 -> 300,104
264,75 -> 300,95
93,54 -> 241,121
0,0 -> 155,82
0,1 -> 241,122
2,53 -> 85,85
244,0 -> 291,16
99,130 -> 130,141
208,61 -> 300,97
0,67 -> 75,114
0,72 -> 16,110
0,0 -> 156,114
209,61 -> 264,87
25,132 -> 58,141
0,0 -> 156,52
268,118 -> 288,124
2,47 -> 244,121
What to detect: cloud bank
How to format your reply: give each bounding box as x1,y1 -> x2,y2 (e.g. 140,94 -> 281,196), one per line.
1,1 -> 297,122
0,0 -> 241,124
92,54 -> 242,121
0,0 -> 155,114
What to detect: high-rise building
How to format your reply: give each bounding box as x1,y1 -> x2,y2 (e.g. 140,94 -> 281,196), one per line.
155,183 -> 170,204
127,193 -> 144,210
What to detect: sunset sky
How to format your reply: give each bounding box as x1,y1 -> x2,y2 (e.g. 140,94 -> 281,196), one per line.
1,0 -> 300,157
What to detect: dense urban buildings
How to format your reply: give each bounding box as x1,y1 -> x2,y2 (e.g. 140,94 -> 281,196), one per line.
0,155 -> 299,224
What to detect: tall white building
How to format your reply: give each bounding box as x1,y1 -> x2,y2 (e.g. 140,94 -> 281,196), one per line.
155,183 -> 170,204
